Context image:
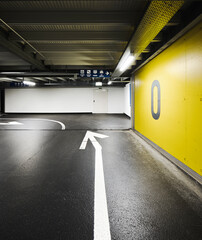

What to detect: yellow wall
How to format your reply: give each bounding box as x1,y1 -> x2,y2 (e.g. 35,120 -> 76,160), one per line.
134,21 -> 202,176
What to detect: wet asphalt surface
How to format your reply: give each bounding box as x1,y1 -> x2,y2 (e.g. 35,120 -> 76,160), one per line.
0,114 -> 201,240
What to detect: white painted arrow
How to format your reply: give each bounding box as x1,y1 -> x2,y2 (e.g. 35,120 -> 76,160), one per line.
0,121 -> 23,125
1,118 -> 65,130
80,131 -> 111,240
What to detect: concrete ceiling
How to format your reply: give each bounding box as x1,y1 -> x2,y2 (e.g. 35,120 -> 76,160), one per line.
0,0 -> 148,71
0,0 -> 200,85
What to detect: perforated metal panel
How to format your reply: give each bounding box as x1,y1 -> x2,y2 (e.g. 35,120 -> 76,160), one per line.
0,0 -> 148,11
29,40 -> 128,45
131,1 -> 184,57
113,0 -> 184,76
10,24 -> 134,33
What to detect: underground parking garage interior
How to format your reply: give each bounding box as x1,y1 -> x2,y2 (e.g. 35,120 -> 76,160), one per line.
0,0 -> 202,239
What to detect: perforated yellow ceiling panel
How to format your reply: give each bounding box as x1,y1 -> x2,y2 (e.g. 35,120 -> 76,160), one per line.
113,1 -> 184,76
131,0 -> 184,56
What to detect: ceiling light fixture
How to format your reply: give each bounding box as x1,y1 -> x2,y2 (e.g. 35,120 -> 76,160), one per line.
23,80 -> 36,86
0,72 -> 24,75
95,82 -> 102,86
119,54 -> 135,72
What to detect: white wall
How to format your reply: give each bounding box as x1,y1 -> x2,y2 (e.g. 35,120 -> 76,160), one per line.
124,83 -> 131,117
5,88 -> 93,113
108,88 -> 124,113
5,87 -> 125,114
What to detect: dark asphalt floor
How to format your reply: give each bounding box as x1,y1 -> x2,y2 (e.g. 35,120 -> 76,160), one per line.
0,114 -> 201,240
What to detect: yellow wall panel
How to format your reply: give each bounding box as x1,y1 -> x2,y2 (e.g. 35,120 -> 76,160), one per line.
135,21 -> 202,176
186,24 -> 202,175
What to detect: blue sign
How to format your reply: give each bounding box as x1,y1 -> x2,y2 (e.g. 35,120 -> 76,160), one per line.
10,82 -> 25,87
80,70 -> 110,78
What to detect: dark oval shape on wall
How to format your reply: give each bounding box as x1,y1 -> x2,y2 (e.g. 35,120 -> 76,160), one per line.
151,80 -> 161,120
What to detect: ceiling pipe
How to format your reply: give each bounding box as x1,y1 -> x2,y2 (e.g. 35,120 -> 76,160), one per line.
0,72 -> 78,77
0,18 -> 45,59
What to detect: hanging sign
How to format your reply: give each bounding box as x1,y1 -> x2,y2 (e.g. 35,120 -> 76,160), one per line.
80,70 -> 110,78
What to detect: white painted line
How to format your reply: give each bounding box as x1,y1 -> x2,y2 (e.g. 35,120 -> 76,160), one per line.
80,131 -> 108,150
32,118 -> 66,130
0,118 -> 65,130
80,131 -> 111,240
94,147 -> 111,240
0,121 -> 23,125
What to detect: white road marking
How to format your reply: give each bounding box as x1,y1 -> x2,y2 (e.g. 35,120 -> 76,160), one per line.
0,118 -> 65,130
30,118 -> 66,130
80,131 -> 111,240
0,121 -> 23,125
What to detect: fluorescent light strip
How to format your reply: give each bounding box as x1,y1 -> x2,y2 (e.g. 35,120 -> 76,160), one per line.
95,82 -> 102,86
23,80 -> 36,86
120,55 -> 135,72
0,72 -> 24,74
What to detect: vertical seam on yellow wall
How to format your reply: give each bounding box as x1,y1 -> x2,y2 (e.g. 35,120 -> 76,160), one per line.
185,35 -> 188,165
